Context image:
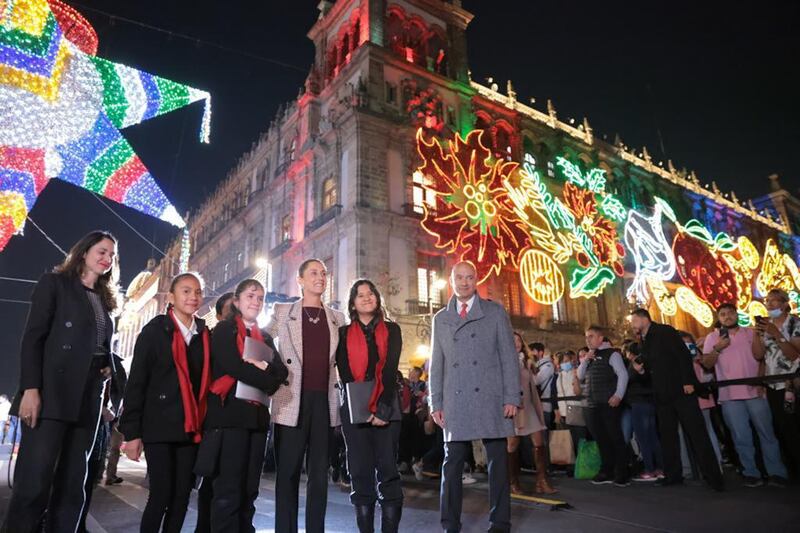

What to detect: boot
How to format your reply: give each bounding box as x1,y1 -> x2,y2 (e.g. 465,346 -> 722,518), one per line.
507,451 -> 524,495
380,505 -> 402,533
534,445 -> 558,495
354,504 -> 375,533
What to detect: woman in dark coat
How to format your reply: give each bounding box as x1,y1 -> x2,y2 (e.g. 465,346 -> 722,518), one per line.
2,231 -> 120,533
119,272 -> 212,532
336,279 -> 403,533
204,278 -> 288,531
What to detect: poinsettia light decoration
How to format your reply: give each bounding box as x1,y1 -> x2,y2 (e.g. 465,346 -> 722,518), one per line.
415,128 -> 531,283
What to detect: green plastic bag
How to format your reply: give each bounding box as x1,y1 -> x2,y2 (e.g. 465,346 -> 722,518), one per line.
574,438 -> 601,480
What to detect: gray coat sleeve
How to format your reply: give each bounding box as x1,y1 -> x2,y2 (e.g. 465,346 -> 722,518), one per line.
496,307 -> 521,406
428,314 -> 445,412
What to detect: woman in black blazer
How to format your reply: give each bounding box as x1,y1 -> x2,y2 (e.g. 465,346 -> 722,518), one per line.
2,231 -> 119,533
204,278 -> 287,531
119,272 -> 212,532
336,279 -> 403,533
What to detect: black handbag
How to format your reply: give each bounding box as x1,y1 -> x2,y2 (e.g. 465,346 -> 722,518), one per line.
194,428 -> 223,477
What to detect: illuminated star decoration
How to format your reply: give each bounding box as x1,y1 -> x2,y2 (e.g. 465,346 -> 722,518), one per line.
416,128 -> 531,283
0,0 -> 211,250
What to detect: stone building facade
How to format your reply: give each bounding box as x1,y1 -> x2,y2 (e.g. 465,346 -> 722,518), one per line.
118,0 -> 800,368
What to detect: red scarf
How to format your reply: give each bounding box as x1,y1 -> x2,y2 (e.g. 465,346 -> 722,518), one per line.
346,320 -> 389,414
209,316 -> 264,403
168,309 -> 211,443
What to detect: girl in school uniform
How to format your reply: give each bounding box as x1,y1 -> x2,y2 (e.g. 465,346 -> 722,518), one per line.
120,272 -> 212,533
204,278 -> 288,531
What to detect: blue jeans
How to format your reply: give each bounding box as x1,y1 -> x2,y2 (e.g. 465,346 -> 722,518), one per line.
701,409 -> 722,465
621,406 -> 633,445
721,397 -> 788,478
631,402 -> 663,472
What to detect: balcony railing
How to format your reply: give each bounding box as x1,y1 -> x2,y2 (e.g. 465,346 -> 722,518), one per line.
405,299 -> 445,315
268,239 -> 293,259
305,205 -> 342,235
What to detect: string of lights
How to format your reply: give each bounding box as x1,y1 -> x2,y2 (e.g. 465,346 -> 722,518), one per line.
67,2 -> 308,74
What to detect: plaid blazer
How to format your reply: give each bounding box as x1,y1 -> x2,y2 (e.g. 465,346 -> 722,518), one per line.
266,300 -> 344,427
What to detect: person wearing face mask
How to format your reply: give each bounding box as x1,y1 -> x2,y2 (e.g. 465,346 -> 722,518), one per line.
2,231 -> 120,533
119,272 -> 213,532
205,279 -> 288,530
751,290 -> 800,481
555,351 -> 587,473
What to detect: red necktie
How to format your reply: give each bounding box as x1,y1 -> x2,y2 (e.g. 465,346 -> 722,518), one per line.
459,302 -> 468,319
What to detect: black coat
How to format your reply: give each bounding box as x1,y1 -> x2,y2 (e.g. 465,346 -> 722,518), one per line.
336,321 -> 403,422
119,315 -> 209,443
14,272 -> 114,422
204,318 -> 288,431
640,322 -> 699,403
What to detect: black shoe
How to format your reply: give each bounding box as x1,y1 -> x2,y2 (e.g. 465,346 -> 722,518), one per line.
613,477 -> 631,487
768,476 -> 788,488
329,466 -> 340,483
355,504 -> 375,533
591,472 -> 613,485
655,477 -> 683,487
742,476 -> 765,488
105,476 -> 122,486
380,505 -> 402,533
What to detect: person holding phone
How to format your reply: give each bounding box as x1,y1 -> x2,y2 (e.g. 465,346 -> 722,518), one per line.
336,279 -> 403,533
752,289 -> 800,480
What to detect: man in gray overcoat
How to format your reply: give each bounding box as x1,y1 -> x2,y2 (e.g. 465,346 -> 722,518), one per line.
429,261 -> 521,533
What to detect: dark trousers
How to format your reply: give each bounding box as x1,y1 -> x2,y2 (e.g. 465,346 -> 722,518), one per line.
441,438 -> 509,532
211,429 -> 267,533
1,373 -> 105,533
657,395 -> 722,486
194,477 -> 213,533
340,405 -> 403,507
585,405 -> 629,480
630,402 -> 663,473
141,442 -> 197,533
421,425 -> 444,473
274,391 -> 330,533
766,387 -> 800,479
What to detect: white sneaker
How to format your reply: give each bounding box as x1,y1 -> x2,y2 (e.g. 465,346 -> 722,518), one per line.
462,473 -> 477,485
412,462 -> 424,481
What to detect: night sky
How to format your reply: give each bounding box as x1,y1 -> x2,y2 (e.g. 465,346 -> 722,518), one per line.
0,0 -> 798,395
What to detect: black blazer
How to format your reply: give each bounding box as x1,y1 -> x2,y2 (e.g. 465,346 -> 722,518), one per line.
119,315 -> 209,443
336,321 -> 403,422
204,318 -> 288,431
15,272 -> 113,422
640,322 -> 699,402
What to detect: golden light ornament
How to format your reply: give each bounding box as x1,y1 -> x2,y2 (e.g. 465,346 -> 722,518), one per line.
519,248 -> 565,305
646,277 -> 677,316
675,286 -> 714,327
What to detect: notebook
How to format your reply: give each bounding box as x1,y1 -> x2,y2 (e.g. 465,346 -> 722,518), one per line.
234,336 -> 274,405
346,380 -> 376,424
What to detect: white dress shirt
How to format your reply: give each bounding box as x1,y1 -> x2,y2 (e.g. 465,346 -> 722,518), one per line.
453,294 -> 476,315
175,316 -> 198,345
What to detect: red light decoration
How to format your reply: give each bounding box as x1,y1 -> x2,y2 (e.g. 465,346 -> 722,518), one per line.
561,182 -> 626,276
673,224 -> 738,310
47,0 -> 99,56
416,128 -> 531,283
